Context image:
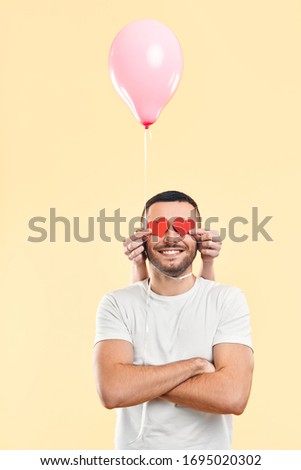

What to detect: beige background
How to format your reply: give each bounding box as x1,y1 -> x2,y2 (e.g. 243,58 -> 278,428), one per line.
0,0 -> 300,449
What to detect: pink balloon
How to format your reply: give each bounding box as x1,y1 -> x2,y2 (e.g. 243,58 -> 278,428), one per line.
109,19 -> 183,128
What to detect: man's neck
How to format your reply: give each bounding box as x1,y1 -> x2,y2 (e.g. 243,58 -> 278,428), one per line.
148,265 -> 196,296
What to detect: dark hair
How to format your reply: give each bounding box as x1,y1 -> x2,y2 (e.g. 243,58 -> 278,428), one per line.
141,190 -> 200,224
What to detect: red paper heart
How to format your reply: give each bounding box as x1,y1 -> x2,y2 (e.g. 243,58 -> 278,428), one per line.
147,217 -> 169,238
147,217 -> 196,238
172,217 -> 195,237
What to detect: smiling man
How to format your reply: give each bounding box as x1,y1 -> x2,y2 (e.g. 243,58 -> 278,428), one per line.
93,190 -> 254,450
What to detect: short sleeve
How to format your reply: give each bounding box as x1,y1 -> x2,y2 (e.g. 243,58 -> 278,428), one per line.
94,293 -> 133,346
213,288 -> 253,350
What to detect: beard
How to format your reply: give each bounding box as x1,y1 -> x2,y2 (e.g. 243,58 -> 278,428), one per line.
145,243 -> 198,277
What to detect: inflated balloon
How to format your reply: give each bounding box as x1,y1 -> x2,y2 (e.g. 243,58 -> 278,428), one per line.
109,19 -> 183,128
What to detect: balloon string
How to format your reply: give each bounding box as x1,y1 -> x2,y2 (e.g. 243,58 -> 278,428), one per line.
143,128 -> 152,225
128,278 -> 151,445
143,128 -> 192,281
128,128 -> 152,445
144,128 -> 147,224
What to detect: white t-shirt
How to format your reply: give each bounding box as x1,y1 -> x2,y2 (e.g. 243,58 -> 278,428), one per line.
94,277 -> 253,450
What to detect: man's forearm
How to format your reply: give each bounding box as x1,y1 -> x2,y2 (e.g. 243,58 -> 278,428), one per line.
101,357 -> 207,409
161,368 -> 252,415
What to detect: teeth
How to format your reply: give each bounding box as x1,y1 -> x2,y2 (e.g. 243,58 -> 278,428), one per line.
161,250 -> 180,255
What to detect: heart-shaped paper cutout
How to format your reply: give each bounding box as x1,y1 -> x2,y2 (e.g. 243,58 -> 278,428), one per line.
173,217 -> 195,237
147,217 -> 169,238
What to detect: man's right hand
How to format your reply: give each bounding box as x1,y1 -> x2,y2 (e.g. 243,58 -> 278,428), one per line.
93,338 -> 215,410
195,358 -> 216,374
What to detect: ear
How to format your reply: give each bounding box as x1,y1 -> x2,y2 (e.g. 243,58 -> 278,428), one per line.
143,240 -> 148,259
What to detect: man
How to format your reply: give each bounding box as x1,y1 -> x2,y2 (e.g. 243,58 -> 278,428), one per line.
93,190 -> 254,450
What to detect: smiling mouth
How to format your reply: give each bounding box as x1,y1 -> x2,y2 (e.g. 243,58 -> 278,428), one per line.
158,249 -> 184,256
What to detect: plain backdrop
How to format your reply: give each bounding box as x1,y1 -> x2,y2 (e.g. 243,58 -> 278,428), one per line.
0,0 -> 300,449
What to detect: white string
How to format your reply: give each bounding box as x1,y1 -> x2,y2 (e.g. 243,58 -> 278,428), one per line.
143,129 -> 147,226
129,126 -> 191,446
143,128 -> 152,226
128,279 -> 151,445
144,128 -> 147,225
128,268 -> 193,446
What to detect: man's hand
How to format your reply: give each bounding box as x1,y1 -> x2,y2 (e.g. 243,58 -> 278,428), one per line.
158,358 -> 216,400
160,343 -> 254,415
93,339 -> 213,410
199,359 -> 216,374
93,340 -> 253,415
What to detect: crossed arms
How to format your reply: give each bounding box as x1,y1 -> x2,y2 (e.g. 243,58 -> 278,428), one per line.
93,339 -> 254,415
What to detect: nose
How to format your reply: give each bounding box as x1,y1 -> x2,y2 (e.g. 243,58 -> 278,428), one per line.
163,227 -> 183,244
